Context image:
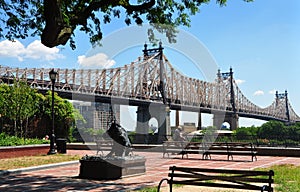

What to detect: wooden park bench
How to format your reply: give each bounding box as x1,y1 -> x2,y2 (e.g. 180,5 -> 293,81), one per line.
95,139 -> 113,155
95,139 -> 134,156
202,142 -> 257,162
162,141 -> 257,161
157,166 -> 274,192
162,141 -> 189,158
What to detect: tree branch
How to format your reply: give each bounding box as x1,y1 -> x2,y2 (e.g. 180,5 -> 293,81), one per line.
121,0 -> 156,13
72,0 -> 156,25
42,0 -> 156,47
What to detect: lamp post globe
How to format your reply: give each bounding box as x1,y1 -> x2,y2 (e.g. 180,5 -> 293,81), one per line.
48,69 -> 57,155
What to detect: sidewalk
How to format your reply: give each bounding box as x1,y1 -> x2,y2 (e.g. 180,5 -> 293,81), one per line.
0,149 -> 300,191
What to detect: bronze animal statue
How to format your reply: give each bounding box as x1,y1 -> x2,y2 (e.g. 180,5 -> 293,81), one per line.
105,121 -> 132,157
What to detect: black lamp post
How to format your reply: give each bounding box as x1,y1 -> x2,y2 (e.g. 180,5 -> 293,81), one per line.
48,69 -> 57,155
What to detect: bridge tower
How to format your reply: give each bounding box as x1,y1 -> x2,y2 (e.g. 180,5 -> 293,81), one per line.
135,43 -> 171,143
276,90 -> 290,124
213,68 -> 239,130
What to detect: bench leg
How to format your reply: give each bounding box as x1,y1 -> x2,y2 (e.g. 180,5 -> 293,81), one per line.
202,153 -> 210,160
181,152 -> 188,159
96,149 -> 104,156
163,152 -> 170,158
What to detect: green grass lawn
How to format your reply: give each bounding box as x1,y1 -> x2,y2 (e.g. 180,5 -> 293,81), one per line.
133,164 -> 300,192
262,164 -> 300,192
0,154 -> 81,170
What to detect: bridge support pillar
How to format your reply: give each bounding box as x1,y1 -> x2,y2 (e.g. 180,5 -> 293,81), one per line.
175,110 -> 179,127
135,105 -> 170,144
135,106 -> 151,144
156,106 -> 171,143
229,114 -> 239,130
197,112 -> 202,130
213,112 -> 239,130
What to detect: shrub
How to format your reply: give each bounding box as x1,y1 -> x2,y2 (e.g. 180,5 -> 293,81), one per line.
0,133 -> 49,146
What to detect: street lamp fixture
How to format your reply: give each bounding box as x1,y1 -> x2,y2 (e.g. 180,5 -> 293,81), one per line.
48,69 -> 57,155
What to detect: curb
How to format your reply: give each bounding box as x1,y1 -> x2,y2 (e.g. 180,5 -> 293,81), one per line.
0,160 -> 79,177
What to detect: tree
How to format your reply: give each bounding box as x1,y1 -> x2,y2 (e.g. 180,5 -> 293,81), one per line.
0,0 -> 253,49
0,81 -> 41,137
258,121 -> 286,141
234,126 -> 258,140
0,82 -> 84,139
43,91 -> 84,139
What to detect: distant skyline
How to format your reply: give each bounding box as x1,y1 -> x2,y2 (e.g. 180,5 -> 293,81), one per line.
0,0 -> 299,129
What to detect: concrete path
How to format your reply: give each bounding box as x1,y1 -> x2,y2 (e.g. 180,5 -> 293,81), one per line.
1,149 -> 300,191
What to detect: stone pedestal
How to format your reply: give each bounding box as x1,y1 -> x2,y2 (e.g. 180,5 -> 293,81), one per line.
79,156 -> 146,180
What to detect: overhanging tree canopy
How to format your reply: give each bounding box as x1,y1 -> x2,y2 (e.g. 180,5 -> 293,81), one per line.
0,0 -> 252,49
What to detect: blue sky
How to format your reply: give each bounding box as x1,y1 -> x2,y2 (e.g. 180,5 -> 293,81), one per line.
0,0 -> 299,128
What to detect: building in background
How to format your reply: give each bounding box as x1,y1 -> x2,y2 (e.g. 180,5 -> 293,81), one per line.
71,101 -> 120,130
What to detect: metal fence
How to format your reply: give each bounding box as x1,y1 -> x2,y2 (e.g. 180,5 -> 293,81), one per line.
187,134 -> 300,148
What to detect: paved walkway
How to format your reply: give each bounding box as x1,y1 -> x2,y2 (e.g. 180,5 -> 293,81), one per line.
1,149 -> 300,191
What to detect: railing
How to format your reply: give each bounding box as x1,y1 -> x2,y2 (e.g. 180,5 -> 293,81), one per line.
187,134 -> 300,148
129,134 -> 172,144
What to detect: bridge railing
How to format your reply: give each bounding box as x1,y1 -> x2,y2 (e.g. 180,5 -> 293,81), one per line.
187,134 -> 300,148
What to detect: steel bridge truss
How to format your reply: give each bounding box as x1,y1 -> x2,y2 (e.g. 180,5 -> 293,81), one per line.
0,51 -> 299,123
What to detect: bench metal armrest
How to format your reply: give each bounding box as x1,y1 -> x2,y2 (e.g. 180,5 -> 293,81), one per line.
157,178 -> 170,192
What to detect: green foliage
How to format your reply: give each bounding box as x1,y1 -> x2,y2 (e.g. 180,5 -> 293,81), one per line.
0,132 -> 49,146
233,121 -> 300,146
84,128 -> 106,140
258,121 -> 286,140
0,81 -> 43,137
233,126 -> 258,141
201,126 -> 219,143
0,0 -> 253,49
202,126 -> 217,134
128,131 -> 136,143
0,81 -> 85,141
42,91 -> 85,138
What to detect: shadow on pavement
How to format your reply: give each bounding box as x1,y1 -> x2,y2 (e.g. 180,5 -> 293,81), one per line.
0,174 -> 154,191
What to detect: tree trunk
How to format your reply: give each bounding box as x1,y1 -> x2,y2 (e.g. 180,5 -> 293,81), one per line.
14,119 -> 17,137
41,0 -> 72,47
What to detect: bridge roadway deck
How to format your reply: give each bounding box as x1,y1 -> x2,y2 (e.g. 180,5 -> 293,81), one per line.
0,149 -> 300,191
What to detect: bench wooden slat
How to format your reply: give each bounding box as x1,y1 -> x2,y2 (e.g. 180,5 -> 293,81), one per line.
171,167 -> 274,176
171,181 -> 272,191
95,139 -> 113,155
162,141 -> 258,161
158,166 -> 274,192
169,173 -> 274,183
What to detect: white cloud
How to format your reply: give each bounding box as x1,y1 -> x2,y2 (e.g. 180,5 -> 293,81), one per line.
77,53 -> 116,69
24,40 -> 64,60
235,79 -> 245,85
254,90 -> 264,96
0,39 -> 64,62
269,89 -> 276,95
0,40 -> 25,61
